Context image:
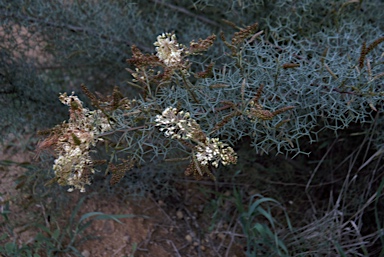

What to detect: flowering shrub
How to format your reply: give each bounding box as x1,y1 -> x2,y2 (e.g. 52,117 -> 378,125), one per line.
38,30 -> 239,191
37,18 -> 382,191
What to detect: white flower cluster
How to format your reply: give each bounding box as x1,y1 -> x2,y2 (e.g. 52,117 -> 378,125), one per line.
155,107 -> 199,140
53,146 -> 92,193
156,107 -> 237,168
154,33 -> 183,67
195,138 -> 237,168
54,92 -> 112,192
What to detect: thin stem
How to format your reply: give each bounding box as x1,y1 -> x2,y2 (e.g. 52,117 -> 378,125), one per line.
180,72 -> 200,104
150,0 -> 221,28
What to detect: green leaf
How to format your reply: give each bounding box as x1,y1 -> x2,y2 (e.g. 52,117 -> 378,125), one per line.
34,224 -> 51,234
52,228 -> 61,241
5,242 -> 16,254
0,232 -> 9,241
79,212 -> 143,224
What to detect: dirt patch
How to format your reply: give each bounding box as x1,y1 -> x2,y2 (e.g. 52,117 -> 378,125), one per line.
73,184 -> 245,256
73,194 -> 171,257
0,24 -> 51,65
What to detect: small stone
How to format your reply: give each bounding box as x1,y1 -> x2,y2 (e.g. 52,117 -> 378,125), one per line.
249,189 -> 258,196
200,245 -> 206,251
103,220 -> 114,234
81,250 -> 90,257
185,234 -> 193,243
193,241 -> 199,246
176,210 -> 183,219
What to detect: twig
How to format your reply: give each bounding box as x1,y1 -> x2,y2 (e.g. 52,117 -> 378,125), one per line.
247,30 -> 264,44
97,126 -> 146,137
167,240 -> 182,257
225,223 -> 239,257
112,244 -> 126,257
151,0 -> 221,28
148,195 -> 175,224
324,63 -> 338,79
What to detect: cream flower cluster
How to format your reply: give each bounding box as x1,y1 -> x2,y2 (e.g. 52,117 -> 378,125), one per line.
154,33 -> 184,67
155,107 -> 200,140
195,138 -> 237,168
53,92 -> 111,192
156,107 -> 237,168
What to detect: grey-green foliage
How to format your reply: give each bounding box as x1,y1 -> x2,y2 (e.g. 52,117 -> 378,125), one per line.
142,31 -> 382,158
202,31 -> 382,154
152,0 -> 384,155
2,0 -> 382,150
